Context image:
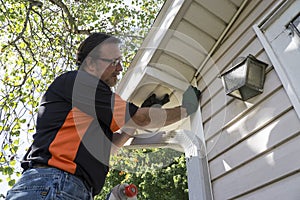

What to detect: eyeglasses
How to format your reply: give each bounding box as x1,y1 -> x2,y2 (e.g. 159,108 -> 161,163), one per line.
98,57 -> 122,67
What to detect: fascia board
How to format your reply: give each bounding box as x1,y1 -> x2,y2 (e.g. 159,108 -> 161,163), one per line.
116,0 -> 186,100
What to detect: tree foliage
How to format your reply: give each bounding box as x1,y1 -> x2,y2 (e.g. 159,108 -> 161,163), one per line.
0,0 -> 188,198
98,149 -> 188,199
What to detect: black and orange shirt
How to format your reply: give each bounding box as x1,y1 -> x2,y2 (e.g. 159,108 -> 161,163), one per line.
21,70 -> 138,195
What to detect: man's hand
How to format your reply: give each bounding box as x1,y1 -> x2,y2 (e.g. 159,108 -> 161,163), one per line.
141,93 -> 170,107
111,128 -> 136,155
106,184 -> 125,199
182,85 -> 201,116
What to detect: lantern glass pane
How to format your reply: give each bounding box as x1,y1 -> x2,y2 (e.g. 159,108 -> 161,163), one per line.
247,60 -> 264,89
223,64 -> 247,92
239,86 -> 262,100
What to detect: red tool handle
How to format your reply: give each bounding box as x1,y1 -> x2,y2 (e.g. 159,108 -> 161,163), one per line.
124,184 -> 138,197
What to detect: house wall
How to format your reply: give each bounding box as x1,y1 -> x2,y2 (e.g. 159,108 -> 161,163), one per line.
197,0 -> 300,199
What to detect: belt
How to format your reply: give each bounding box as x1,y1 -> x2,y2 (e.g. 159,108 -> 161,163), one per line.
32,163 -> 51,168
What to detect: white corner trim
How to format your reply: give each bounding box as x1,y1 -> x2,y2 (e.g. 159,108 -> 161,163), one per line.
253,25 -> 300,119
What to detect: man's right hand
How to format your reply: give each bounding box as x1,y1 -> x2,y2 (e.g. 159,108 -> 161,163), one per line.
141,93 -> 170,108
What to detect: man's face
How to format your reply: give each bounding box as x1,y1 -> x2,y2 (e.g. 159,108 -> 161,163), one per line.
92,42 -> 123,87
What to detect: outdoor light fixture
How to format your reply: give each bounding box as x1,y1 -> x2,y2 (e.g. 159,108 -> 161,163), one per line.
219,54 -> 268,101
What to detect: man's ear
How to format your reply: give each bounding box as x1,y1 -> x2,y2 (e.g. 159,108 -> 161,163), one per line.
84,56 -> 97,72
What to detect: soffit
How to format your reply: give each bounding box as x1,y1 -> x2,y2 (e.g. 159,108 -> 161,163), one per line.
117,0 -> 247,108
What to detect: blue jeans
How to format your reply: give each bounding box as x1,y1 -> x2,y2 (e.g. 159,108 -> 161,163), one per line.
6,167 -> 93,200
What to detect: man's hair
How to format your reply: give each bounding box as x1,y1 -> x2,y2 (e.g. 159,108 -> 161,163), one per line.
76,32 -> 121,67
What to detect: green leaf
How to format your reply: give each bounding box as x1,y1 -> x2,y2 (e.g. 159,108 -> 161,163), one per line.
3,166 -> 13,175
8,179 -> 16,186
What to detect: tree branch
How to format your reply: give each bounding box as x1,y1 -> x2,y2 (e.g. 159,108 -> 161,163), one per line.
49,0 -> 92,34
2,2 -> 33,50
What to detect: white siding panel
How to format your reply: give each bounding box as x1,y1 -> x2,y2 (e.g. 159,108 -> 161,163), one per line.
237,172 -> 300,200
200,77 -> 223,106
198,61 -> 223,92
201,38 -> 265,123
201,90 -> 227,123
197,1 -> 300,198
200,51 -> 271,107
212,133 -> 300,200
198,0 -> 273,85
209,109 -> 300,180
197,57 -> 219,88
220,30 -> 262,74
183,2 -> 226,39
197,0 -> 274,83
205,0 -> 274,71
224,0 -> 275,46
199,29 -> 259,88
207,88 -> 292,160
204,68 -> 282,140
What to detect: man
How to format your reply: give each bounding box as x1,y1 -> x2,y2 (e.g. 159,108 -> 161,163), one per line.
6,33 -> 200,199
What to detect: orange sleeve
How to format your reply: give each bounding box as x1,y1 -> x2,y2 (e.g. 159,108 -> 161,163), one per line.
110,94 -> 127,132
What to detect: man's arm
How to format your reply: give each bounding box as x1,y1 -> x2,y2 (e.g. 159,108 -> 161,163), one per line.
110,106 -> 186,155
127,106 -> 187,129
110,107 -> 186,154
111,86 -> 200,152
111,128 -> 135,155
125,86 -> 200,130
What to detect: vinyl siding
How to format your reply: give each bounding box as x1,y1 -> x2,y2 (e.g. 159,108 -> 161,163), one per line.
197,0 -> 300,199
